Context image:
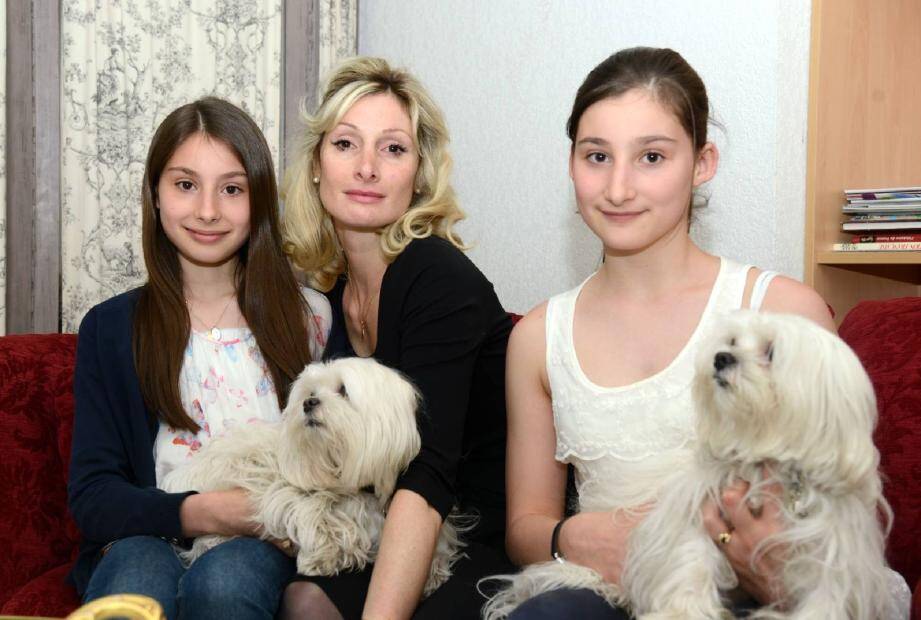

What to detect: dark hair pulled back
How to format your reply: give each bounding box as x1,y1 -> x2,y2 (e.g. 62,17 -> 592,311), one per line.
567,47 -> 710,152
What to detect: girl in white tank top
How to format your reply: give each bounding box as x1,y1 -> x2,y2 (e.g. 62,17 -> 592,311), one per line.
498,47 -> 913,620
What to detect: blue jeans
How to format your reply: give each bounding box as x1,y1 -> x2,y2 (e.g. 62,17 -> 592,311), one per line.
507,588 -> 631,619
83,535 -> 295,620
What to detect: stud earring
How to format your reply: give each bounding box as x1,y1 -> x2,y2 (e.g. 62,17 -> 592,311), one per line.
313,176 -> 320,184
414,187 -> 422,194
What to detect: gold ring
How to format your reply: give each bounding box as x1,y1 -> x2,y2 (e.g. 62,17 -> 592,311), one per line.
717,531 -> 732,545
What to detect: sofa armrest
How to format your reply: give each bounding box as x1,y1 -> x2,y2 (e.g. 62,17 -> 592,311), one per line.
838,297 -> 921,594
0,562 -> 80,616
0,334 -> 80,608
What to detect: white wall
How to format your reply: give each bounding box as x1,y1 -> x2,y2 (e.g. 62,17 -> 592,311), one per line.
359,1 -> 812,313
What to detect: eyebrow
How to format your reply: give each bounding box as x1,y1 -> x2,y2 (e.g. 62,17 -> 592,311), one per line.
576,137 -> 610,148
165,166 -> 247,180
334,122 -> 413,138
575,135 -> 678,148
636,135 -> 678,145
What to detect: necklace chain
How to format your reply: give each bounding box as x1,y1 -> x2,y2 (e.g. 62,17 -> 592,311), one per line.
346,279 -> 378,345
187,294 -> 235,342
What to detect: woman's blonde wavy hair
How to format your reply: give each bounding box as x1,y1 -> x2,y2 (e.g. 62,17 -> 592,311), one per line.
282,56 -> 466,291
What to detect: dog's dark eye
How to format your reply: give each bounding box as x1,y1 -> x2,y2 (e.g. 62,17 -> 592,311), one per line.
766,344 -> 774,362
338,383 -> 348,398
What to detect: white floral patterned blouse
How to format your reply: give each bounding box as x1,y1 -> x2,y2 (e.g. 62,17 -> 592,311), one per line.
154,287 -> 331,486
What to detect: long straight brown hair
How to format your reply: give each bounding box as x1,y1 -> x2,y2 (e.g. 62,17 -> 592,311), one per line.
135,97 -> 314,432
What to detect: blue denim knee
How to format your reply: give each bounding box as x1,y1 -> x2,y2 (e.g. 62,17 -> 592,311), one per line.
83,535 -> 294,620
177,536 -> 295,620
83,535 -> 184,620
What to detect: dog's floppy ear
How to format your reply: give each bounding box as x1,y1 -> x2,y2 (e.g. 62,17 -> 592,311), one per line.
370,377 -> 422,507
334,358 -> 422,503
771,314 -> 880,491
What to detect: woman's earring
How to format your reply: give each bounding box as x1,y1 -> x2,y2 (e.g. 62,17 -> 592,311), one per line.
313,176 -> 320,184
414,187 -> 422,194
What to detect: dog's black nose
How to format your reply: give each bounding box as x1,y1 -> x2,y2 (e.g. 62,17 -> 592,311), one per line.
303,397 -> 320,414
713,352 -> 737,372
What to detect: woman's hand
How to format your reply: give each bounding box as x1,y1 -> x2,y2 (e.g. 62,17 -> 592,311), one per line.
558,508 -> 648,584
701,479 -> 788,606
179,488 -> 260,538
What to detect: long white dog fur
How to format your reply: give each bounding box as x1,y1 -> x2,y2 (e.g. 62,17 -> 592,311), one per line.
162,357 -> 462,595
484,311 -> 898,619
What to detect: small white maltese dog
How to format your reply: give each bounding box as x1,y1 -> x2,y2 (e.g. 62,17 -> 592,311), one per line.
162,357 -> 462,595
485,311 -> 899,619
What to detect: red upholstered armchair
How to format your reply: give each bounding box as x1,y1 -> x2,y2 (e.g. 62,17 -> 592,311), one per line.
838,297 -> 921,617
1,300 -> 920,617
0,334 -> 81,615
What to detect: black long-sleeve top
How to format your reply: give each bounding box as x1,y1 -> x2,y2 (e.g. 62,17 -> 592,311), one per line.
325,236 -> 511,548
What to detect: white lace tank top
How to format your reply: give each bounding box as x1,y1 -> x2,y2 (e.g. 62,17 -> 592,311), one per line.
546,258 -> 773,512
545,260 -> 914,617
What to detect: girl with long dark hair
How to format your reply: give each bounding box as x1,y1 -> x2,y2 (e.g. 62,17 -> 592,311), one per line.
67,97 -> 330,619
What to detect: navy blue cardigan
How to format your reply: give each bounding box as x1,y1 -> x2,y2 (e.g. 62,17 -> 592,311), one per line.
67,288 -> 195,595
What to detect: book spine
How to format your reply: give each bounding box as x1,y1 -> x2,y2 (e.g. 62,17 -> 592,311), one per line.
844,186 -> 921,196
851,233 -> 921,242
842,205 -> 921,212
846,197 -> 921,206
846,214 -> 921,221
833,242 -> 921,251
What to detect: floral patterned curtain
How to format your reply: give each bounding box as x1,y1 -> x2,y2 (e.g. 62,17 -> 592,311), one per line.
0,0 -> 6,335
319,0 -> 358,80
52,0 -> 357,333
60,0 -> 283,332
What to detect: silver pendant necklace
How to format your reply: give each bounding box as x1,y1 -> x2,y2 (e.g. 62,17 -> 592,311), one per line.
187,295 -> 235,342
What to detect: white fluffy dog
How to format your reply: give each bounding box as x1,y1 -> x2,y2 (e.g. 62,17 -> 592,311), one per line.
162,357 -> 462,595
485,311 -> 897,619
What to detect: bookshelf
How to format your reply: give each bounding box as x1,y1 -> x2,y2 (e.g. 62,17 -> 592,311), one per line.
803,0 -> 921,323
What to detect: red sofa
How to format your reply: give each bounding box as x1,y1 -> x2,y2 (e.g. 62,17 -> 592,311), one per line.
0,333 -> 81,616
1,299 -> 920,617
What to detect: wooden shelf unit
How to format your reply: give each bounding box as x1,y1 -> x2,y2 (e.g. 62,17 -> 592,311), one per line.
804,0 -> 921,322
817,252 -> 921,266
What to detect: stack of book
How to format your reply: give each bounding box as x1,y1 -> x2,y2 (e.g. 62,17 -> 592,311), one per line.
834,186 -> 921,251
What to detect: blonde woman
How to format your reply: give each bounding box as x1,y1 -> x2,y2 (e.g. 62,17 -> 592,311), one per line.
280,57 -> 513,619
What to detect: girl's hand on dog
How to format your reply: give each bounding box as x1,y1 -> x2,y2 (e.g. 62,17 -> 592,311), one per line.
559,507 -> 649,584
179,488 -> 260,538
702,479 -> 788,607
